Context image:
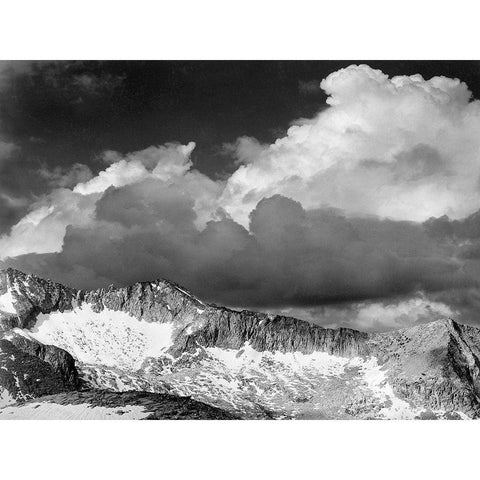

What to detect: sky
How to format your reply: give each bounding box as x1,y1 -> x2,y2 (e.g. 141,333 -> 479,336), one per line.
2,60 -> 480,332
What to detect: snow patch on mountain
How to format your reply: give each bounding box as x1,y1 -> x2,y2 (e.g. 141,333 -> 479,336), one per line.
192,343 -> 428,418
357,357 -> 416,419
0,401 -> 150,420
26,304 -> 174,370
207,341 -> 351,376
0,288 -> 16,314
0,387 -> 15,408
79,363 -> 162,393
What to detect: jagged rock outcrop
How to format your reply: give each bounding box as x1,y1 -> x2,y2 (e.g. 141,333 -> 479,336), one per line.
171,308 -> 369,357
7,333 -> 79,388
0,268 -> 77,331
1,267 -> 370,358
82,280 -> 206,323
0,338 -> 79,401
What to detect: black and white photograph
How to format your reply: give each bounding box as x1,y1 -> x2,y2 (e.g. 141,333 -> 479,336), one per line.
1,1 -> 479,478
5,58 -> 480,421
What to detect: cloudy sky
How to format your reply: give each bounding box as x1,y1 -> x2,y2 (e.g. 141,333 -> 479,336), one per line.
2,60 -> 480,332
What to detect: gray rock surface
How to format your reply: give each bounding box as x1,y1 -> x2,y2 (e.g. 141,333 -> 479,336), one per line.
368,319 -> 480,417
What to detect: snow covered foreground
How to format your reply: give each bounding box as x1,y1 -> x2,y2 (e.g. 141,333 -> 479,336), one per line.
0,402 -> 150,420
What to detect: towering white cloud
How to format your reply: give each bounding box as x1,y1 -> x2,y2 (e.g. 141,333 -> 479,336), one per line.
220,64 -> 480,226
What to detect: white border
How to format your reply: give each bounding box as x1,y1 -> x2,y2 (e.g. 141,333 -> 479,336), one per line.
0,420 -> 477,479
1,1 -> 479,477
1,0 -> 479,59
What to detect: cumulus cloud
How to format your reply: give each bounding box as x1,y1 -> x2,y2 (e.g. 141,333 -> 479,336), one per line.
220,64 -> 480,227
77,142 -> 197,194
222,136 -> 267,166
3,64 -> 480,330
0,189 -> 99,258
0,141 -> 220,258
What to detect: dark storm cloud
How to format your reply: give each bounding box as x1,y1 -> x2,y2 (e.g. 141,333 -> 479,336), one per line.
416,210 -> 480,325
96,179 -> 197,229
3,187 -> 474,310
424,210 -> 480,241
424,210 -> 480,296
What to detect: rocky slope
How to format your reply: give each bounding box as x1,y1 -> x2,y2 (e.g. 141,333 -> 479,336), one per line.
1,267 -> 480,419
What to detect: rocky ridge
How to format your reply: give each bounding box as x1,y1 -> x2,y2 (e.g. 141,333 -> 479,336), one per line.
1,267 -> 480,419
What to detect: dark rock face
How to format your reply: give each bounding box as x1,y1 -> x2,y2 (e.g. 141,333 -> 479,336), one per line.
172,308 -> 369,357
0,338 -> 78,401
0,268 -> 77,331
7,334 -> 79,389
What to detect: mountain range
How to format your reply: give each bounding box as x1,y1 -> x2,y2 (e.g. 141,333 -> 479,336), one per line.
1,267 -> 479,419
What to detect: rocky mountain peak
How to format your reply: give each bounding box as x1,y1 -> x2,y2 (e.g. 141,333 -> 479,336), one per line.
2,268 -> 480,419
